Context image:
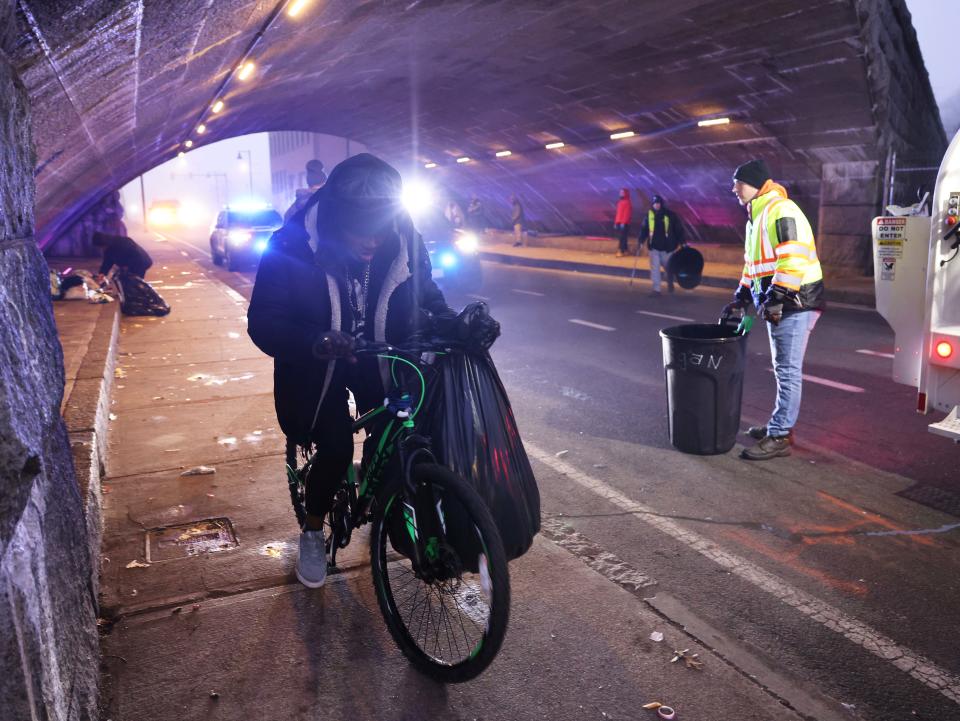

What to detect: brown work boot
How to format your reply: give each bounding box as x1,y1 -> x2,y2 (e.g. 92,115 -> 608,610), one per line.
740,434 -> 792,460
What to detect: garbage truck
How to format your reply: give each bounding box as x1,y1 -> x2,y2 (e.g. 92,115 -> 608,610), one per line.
871,130 -> 960,441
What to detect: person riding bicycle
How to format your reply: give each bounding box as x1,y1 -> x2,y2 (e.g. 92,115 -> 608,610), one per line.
248,153 -> 467,588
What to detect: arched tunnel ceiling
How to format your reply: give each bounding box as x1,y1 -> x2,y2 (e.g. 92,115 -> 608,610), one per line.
10,0 -> 946,247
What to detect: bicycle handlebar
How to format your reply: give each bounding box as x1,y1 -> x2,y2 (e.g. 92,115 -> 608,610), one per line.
352,336 -> 465,359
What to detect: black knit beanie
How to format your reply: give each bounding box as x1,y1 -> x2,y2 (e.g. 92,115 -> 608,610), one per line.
732,159 -> 771,189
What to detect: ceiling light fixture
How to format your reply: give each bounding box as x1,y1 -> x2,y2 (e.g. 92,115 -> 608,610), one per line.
287,0 -> 309,16
610,130 -> 635,140
697,117 -> 730,127
495,150 -> 512,157
178,151 -> 186,158
456,157 -> 470,164
238,61 -> 256,80
212,100 -> 224,113
545,141 -> 565,150
184,140 -> 194,148
424,162 -> 437,169
197,124 -> 207,134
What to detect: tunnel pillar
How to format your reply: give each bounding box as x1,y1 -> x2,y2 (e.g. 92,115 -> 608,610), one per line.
0,0 -> 100,717
816,160 -> 881,274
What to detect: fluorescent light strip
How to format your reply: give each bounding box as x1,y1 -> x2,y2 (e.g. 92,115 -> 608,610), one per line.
456,156 -> 470,163
610,130 -> 635,140
545,141 -> 565,149
212,100 -> 224,113
424,162 -> 437,169
196,124 -> 206,134
238,61 -> 256,80
495,150 -> 512,157
697,117 -> 730,127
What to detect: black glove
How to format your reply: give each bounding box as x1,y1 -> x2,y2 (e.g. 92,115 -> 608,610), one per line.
312,330 -> 357,362
721,287 -> 752,318
761,301 -> 781,324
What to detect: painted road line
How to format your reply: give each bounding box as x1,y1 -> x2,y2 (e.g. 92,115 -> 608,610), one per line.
569,318 -> 616,332
856,349 -> 895,359
512,289 -> 545,297
524,443 -> 960,705
637,310 -> 695,322
765,369 -> 865,393
224,287 -> 247,304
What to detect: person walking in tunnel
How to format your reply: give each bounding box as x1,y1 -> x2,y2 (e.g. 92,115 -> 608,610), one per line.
247,154 -> 463,588
510,195 -> 526,247
721,159 -> 824,461
614,188 -> 632,257
283,159 -> 328,222
639,195 -> 685,295
92,231 -> 153,282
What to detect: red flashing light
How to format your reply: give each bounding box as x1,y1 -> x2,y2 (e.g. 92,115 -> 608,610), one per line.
935,340 -> 954,359
948,215 -> 959,226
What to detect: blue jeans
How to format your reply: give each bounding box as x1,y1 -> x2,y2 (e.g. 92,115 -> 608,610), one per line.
766,310 -> 821,437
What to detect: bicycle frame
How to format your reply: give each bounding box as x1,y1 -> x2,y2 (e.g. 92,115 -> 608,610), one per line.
291,344 -> 450,568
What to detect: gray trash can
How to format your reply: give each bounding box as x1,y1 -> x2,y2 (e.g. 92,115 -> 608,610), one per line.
659,320 -> 750,454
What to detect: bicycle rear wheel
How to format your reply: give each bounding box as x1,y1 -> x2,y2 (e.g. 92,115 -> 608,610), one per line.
370,463 -> 510,683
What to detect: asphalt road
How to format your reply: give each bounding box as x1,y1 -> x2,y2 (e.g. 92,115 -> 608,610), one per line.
156,229 -> 960,720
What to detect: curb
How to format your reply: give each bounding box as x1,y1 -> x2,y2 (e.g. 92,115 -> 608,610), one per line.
479,251 -> 876,307
62,302 -> 119,604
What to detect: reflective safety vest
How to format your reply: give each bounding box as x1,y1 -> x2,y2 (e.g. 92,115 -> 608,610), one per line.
648,209 -> 669,236
739,186 -> 822,295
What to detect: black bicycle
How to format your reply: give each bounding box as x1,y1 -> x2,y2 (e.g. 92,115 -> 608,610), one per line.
284,340 -> 510,682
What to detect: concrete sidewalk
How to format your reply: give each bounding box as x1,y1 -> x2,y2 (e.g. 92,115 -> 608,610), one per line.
68,235 -> 820,720
478,229 -> 876,307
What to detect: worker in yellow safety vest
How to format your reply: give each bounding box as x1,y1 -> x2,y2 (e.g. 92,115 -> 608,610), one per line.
722,159 -> 825,461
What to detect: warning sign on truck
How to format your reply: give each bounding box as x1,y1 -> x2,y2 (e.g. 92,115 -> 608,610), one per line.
876,217 -> 906,258
880,257 -> 896,281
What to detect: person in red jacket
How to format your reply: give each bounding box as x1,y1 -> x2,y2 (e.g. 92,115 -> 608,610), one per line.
614,188 -> 632,257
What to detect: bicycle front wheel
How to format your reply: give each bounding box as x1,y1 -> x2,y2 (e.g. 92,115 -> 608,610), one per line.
370,463 -> 510,683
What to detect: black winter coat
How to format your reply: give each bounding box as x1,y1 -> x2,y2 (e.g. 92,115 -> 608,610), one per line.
247,201 -> 452,443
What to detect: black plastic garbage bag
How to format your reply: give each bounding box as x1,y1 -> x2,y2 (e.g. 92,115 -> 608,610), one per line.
114,271 -> 171,316
421,349 -> 541,562
667,246 -> 705,290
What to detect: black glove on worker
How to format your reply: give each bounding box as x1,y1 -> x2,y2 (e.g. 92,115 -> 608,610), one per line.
761,285 -> 799,325
721,285 -> 753,318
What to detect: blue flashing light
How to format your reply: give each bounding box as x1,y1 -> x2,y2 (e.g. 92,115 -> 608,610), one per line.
254,239 -> 268,253
227,200 -> 271,212
439,251 -> 457,268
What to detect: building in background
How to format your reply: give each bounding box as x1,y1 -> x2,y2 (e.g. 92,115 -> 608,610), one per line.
268,132 -> 367,213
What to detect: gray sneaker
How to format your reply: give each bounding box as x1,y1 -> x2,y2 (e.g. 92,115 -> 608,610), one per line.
296,529 -> 327,588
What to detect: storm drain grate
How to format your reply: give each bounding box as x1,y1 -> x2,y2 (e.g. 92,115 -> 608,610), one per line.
895,484 -> 960,519
146,517 -> 239,561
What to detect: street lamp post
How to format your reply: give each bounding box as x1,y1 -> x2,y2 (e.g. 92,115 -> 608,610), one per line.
237,150 -> 253,196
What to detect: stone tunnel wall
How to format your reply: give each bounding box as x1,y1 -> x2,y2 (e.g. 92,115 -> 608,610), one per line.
816,0 -> 950,273
0,0 -> 100,716
45,190 -> 128,258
